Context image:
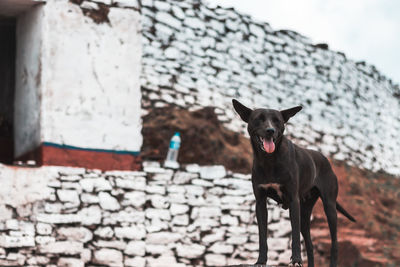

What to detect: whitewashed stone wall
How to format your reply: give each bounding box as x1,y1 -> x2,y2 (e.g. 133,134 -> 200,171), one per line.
140,0 -> 400,176
0,162 -> 300,266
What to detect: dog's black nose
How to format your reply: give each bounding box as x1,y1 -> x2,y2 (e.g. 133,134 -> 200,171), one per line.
266,128 -> 275,135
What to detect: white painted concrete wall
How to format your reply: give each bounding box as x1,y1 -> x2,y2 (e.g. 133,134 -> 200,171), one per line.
41,1 -> 142,152
14,4 -> 44,158
14,0 -> 143,157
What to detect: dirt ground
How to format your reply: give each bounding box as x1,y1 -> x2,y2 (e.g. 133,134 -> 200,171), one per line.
142,106 -> 400,266
141,106 -> 252,173
311,161 -> 400,267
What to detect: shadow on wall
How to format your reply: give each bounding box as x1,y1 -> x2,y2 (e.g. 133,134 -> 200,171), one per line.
0,18 -> 16,164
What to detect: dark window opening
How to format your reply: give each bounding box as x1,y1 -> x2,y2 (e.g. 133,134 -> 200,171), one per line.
0,17 -> 16,164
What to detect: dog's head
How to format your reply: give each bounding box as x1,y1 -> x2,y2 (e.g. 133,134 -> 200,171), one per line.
232,99 -> 302,154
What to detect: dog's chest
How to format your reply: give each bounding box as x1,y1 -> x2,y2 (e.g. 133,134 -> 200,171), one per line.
259,183 -> 284,198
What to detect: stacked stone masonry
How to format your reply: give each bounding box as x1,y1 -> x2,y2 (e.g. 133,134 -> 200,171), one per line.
140,0 -> 400,176
0,163 -> 303,266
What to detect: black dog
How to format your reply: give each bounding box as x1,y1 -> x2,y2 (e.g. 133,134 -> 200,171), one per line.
232,99 -> 355,267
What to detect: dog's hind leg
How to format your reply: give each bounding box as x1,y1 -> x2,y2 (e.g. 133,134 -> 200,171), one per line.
300,189 -> 319,267
320,188 -> 338,267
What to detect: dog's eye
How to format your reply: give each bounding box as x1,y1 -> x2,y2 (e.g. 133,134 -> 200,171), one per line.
272,117 -> 280,123
258,114 -> 265,121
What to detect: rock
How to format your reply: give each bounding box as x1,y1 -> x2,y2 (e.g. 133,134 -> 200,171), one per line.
147,244 -> 171,256
114,0 -> 139,8
81,248 -> 92,263
191,206 -> 222,219
57,227 -> 93,243
115,177 -> 146,191
58,258 -> 84,267
185,164 -> 200,173
184,16 -> 205,31
92,0 -> 112,5
93,248 -> 123,267
79,177 -> 112,192
44,202 -> 63,213
208,242 -> 234,254
150,194 -> 169,209
81,193 -> 99,203
0,253 -> 26,266
36,213 -> 80,224
199,165 -> 226,179
0,235 -> 35,248
145,218 -> 169,233
124,240 -> 145,256
36,223 -> 52,235
176,243 -> 206,258
125,256 -> 146,267
184,185 -> 205,196
243,242 -> 259,251
145,184 -> 166,195
115,225 -> 146,240
146,254 -> 185,267
221,215 -> 239,226
171,214 -> 189,226
156,12 -> 182,30
268,221 -> 292,237
94,240 -> 127,250
145,208 -> 171,221
205,253 -> 227,266
277,249 -> 292,265
153,172 -> 174,181
146,232 -> 181,244
57,189 -> 80,203
173,171 -> 198,184
143,162 -> 169,173
170,203 -> 189,215
230,210 -> 251,224
267,237 -> 289,251
39,241 -> 83,255
192,178 -> 214,187
35,236 -> 56,245
202,230 -> 225,244
5,219 -> 19,230
104,208 -> 145,224
26,256 -> 50,265
94,226 -> 114,238
122,191 -> 146,207
98,192 -> 120,211
226,234 -> 248,245
78,205 -> 102,225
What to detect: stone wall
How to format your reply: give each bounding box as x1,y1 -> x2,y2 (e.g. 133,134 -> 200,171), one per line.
0,162 -> 299,266
140,0 -> 400,176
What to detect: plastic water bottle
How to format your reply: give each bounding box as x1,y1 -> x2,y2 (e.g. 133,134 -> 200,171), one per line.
164,132 -> 181,169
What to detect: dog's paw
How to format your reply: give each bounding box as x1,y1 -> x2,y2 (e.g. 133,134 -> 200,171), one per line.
288,262 -> 302,267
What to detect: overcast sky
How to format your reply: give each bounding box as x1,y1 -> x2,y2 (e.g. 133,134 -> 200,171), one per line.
207,0 -> 400,85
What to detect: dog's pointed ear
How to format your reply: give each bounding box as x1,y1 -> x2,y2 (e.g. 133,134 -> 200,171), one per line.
280,106 -> 302,123
232,99 -> 252,123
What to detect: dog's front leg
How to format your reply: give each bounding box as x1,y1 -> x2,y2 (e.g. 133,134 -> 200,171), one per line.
255,195 -> 268,264
289,197 -> 302,266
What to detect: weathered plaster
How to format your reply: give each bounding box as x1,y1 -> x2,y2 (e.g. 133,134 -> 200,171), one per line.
40,0 -> 142,152
14,0 -> 142,159
0,163 -> 58,221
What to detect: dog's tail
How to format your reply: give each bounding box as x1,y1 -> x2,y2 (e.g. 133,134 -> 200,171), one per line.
336,202 -> 356,222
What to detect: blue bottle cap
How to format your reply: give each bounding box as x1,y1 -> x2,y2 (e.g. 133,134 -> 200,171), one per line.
174,132 -> 180,136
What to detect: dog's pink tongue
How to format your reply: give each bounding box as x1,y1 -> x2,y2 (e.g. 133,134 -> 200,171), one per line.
263,139 -> 275,153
